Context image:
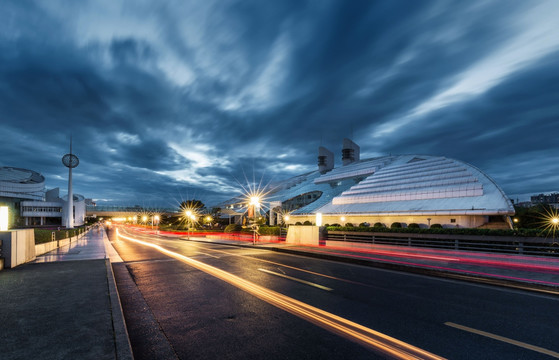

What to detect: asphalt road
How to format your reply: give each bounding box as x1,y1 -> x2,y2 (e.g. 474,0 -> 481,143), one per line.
108,226 -> 559,360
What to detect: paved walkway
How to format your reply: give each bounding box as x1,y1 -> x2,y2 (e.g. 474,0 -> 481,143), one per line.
0,226 -> 131,360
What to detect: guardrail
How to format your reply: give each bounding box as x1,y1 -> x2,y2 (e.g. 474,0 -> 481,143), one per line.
326,231 -> 559,257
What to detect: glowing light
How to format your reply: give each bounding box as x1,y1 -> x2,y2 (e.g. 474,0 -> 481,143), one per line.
117,228 -> 444,360
154,215 -> 160,222
284,215 -> 290,221
250,196 -> 260,206
341,216 -> 346,222
538,207 -> 559,238
316,213 -> 323,227
142,215 -> 147,222
0,206 -> 8,231
513,218 -> 519,223
186,210 -> 192,216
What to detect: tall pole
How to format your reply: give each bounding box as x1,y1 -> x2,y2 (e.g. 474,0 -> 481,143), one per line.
67,137 -> 74,229
62,136 -> 79,229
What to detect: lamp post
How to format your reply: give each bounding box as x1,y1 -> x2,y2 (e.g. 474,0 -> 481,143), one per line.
185,210 -> 192,239
250,196 -> 260,244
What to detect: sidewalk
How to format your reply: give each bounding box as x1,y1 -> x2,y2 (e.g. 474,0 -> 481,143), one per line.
156,231 -> 559,295
0,227 -> 132,360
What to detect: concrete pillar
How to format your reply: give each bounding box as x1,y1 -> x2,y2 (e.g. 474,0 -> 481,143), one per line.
270,208 -> 275,226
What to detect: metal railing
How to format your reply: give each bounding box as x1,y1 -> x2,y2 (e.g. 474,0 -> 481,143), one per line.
326,231 -> 559,257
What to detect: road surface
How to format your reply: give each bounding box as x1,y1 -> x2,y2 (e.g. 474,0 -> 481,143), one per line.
108,226 -> 559,359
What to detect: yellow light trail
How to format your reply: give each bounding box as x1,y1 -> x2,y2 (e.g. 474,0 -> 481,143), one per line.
126,228 -> 368,287
117,228 -> 445,359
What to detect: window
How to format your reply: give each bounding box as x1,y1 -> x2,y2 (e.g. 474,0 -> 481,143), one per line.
450,219 -> 456,223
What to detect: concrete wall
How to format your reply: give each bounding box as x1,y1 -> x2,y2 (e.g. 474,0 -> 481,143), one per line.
286,226 -> 323,245
0,229 -> 36,268
34,232 -> 84,256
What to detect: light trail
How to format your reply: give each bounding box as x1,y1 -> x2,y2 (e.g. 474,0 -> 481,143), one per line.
445,322 -> 559,358
257,268 -> 333,291
123,227 -> 372,287
122,226 -> 559,288
117,228 -> 445,359
303,247 -> 559,287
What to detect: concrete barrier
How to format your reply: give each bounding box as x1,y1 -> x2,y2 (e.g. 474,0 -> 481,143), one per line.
286,226 -> 325,245
0,229 -> 36,268
34,231 -> 88,257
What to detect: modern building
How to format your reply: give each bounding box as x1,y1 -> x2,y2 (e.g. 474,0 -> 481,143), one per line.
219,139 -> 515,229
531,193 -> 559,209
0,166 -> 85,227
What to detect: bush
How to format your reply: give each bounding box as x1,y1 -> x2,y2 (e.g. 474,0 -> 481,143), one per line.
259,226 -> 280,235
430,224 -> 443,229
359,222 -> 370,228
224,224 -> 242,233
324,224 -> 330,227
303,221 -> 313,226
373,222 -> 385,228
330,223 -> 340,227
345,223 -> 354,227
295,222 -> 303,225
390,222 -> 402,229
34,228 -> 82,244
408,223 -> 420,229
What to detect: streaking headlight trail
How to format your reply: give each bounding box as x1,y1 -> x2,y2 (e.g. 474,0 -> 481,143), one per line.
117,228 -> 445,360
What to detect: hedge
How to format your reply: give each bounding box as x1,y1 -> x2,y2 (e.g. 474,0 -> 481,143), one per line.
34,228 -> 83,244
224,224 -> 242,233
324,226 -> 549,237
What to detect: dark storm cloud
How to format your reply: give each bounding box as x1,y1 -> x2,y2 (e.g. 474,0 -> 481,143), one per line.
381,48 -> 559,196
1,0 -> 558,205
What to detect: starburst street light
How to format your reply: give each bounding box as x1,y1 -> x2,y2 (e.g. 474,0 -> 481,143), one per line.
538,206 -> 559,239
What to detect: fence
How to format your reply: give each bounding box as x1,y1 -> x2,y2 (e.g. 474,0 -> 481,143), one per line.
326,231 -> 559,257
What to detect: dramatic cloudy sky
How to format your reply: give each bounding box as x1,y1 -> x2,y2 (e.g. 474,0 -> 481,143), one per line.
1,0 -> 558,207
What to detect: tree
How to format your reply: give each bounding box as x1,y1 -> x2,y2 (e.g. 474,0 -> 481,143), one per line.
179,200 -> 205,212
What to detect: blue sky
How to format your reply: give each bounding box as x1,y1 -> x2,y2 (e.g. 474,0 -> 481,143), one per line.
1,0 -> 558,207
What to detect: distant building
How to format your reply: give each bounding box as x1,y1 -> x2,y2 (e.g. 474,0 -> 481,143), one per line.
531,193 -> 559,209
218,139 -> 515,229
0,166 -> 85,227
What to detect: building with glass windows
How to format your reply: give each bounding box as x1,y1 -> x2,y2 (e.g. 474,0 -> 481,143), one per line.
0,166 -> 85,227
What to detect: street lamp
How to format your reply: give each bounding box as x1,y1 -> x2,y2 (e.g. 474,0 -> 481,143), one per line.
249,196 -> 260,244
0,206 -> 8,231
316,212 -> 322,227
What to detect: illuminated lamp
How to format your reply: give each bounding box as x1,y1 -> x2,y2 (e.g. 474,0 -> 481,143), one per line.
316,213 -> 323,227
0,206 -> 8,231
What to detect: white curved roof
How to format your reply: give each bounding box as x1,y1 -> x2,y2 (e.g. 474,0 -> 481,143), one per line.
0,167 -> 45,184
263,155 -> 514,216
0,166 -> 45,201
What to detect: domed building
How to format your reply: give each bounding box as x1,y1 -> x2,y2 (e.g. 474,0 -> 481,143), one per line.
0,166 -> 85,228
222,139 -> 515,229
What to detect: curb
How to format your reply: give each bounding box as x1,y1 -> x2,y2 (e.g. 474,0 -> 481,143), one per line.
106,259 -> 135,360
103,228 -> 135,360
